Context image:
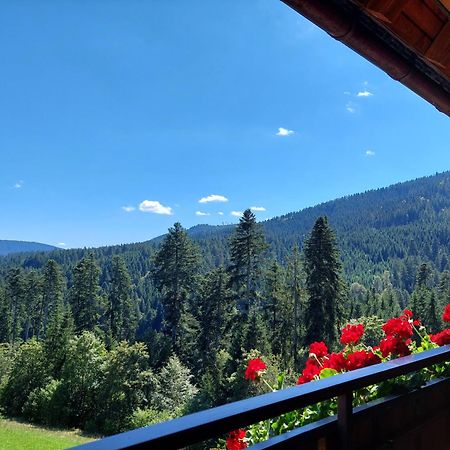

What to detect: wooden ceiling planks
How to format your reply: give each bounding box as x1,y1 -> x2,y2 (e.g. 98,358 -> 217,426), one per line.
352,0 -> 450,85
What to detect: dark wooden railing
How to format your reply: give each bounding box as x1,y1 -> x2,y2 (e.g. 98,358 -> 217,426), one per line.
74,345 -> 450,450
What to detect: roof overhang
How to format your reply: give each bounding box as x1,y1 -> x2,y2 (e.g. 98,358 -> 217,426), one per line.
282,0 -> 450,116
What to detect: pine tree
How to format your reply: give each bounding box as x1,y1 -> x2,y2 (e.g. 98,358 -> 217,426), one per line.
197,267 -> 234,372
228,209 -> 267,315
23,270 -> 43,341
5,268 -> 25,343
263,260 -> 287,358
0,286 -> 10,342
106,256 -> 136,342
303,217 -> 345,346
425,290 -> 440,333
70,253 -> 103,333
416,263 -> 432,289
286,245 -> 303,368
40,260 -> 65,338
152,223 -> 200,352
44,304 -> 74,377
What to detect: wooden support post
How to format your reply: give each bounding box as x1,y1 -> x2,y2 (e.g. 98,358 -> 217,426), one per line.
338,393 -> 353,450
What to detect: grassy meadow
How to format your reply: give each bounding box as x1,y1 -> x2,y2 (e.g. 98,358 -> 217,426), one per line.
0,418 -> 95,450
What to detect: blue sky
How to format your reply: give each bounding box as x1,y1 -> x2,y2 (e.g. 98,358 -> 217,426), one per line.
1,0 -> 449,249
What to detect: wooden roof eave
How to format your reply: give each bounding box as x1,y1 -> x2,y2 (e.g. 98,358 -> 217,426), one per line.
282,0 -> 450,116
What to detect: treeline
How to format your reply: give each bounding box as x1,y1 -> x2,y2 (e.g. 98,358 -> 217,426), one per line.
3,171 -> 450,293
0,211 -> 450,437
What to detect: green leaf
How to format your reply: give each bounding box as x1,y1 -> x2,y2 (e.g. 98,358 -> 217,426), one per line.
319,368 -> 337,379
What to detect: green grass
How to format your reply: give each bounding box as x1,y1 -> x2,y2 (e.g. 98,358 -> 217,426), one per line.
0,418 -> 96,450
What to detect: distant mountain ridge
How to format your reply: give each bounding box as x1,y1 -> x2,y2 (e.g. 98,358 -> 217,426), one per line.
0,240 -> 58,256
2,171 -> 450,292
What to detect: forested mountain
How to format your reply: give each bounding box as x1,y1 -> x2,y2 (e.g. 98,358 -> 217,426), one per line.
2,171 -> 450,291
0,240 -> 58,256
2,173 -> 450,438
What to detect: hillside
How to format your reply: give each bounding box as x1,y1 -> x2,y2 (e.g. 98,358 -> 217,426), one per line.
2,171 -> 450,291
0,240 -> 58,256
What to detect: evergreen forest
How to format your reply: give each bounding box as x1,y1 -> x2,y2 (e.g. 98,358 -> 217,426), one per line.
1,171 -> 450,439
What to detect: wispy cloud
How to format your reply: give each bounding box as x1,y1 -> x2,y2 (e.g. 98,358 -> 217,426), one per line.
13,180 -> 24,189
199,194 -> 228,203
357,90 -> 373,97
195,211 -> 210,216
139,200 -> 173,215
218,212 -> 224,216
365,150 -> 376,157
346,102 -> 356,114
231,211 -> 243,217
276,127 -> 295,136
250,206 -> 266,212
57,242 -> 67,247
122,206 -> 136,212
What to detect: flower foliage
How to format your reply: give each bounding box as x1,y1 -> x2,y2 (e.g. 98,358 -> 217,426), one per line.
236,305 -> 450,448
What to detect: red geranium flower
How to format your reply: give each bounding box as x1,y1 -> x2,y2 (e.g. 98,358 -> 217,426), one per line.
430,329 -> 450,346
309,341 -> 328,358
245,358 -> 267,381
226,429 -> 247,450
382,317 -> 413,340
403,309 -> 413,319
297,358 -> 321,384
442,304 -> 450,323
346,350 -> 381,371
323,352 -> 347,372
340,324 -> 364,345
379,335 -> 411,358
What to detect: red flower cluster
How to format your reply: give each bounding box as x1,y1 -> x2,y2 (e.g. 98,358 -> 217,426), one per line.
443,304 -> 450,323
346,350 -> 381,371
309,341 -> 328,358
297,358 -> 321,384
379,335 -> 411,358
245,358 -> 267,381
340,324 -> 364,345
379,310 -> 414,357
382,315 -> 413,340
430,329 -> 450,346
323,352 -> 347,372
226,429 -> 247,450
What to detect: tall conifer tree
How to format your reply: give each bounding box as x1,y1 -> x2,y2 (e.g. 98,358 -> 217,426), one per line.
228,209 -> 267,314
303,217 -> 345,346
107,256 -> 136,341
70,253 -> 102,333
152,222 -> 200,351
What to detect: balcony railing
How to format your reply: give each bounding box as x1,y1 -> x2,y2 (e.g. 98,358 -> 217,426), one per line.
74,345 -> 450,450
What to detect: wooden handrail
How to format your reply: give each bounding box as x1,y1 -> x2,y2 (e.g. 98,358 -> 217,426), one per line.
73,345 -> 450,450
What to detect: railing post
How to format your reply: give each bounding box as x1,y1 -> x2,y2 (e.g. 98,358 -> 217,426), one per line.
338,392 -> 353,450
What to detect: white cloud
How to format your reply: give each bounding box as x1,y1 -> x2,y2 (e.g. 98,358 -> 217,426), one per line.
218,212 -> 224,216
346,102 -> 356,113
139,200 -> 173,215
276,127 -> 295,136
365,150 -> 376,157
57,242 -> 66,247
195,211 -> 210,216
357,90 -> 373,97
231,211 -> 243,217
13,180 -> 24,189
122,206 -> 135,212
251,206 -> 266,212
198,194 -> 228,204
